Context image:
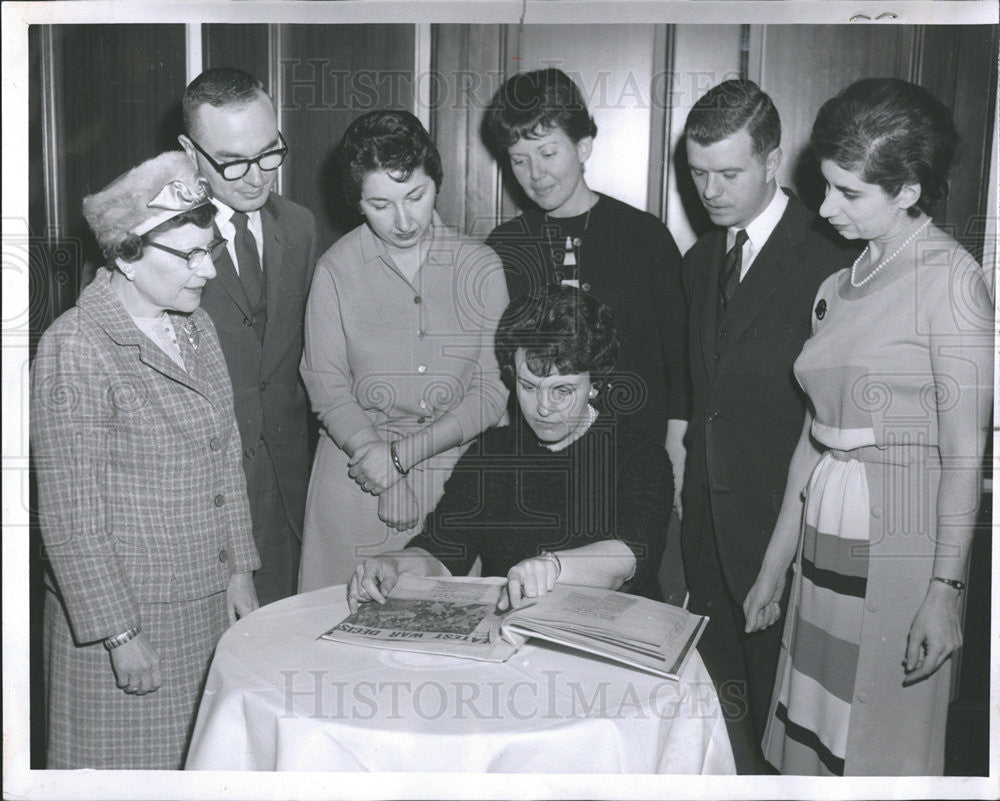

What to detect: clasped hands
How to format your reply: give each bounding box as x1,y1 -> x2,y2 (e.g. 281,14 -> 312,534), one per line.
348,439 -> 397,495
347,553 -> 562,614
348,440 -> 418,531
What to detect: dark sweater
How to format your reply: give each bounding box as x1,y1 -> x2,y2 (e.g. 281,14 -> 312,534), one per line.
486,193 -> 689,442
407,415 -> 671,601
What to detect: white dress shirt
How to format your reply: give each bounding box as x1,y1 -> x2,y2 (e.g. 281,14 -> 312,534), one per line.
727,186 -> 789,282
212,198 -> 264,275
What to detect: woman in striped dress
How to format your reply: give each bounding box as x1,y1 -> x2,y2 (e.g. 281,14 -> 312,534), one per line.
742,79 -> 993,775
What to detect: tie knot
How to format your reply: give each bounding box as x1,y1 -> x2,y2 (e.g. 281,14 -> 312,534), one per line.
733,228 -> 749,248
232,211 -> 249,231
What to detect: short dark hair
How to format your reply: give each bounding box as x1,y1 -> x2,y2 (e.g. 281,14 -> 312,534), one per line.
495,285 -> 618,393
812,78 -> 957,217
338,110 -> 443,209
182,67 -> 267,137
113,203 -> 216,263
484,68 -> 598,154
684,79 -> 780,157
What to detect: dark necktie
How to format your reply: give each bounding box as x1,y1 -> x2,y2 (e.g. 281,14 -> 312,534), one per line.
719,228 -> 749,311
232,211 -> 263,306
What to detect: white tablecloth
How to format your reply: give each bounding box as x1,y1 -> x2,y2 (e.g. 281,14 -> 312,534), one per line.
185,586 -> 735,774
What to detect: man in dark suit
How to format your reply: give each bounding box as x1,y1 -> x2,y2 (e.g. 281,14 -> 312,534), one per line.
180,67 -> 317,605
679,80 -> 854,772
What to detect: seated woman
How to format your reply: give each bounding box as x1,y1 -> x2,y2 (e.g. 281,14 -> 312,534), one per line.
348,285 -> 672,613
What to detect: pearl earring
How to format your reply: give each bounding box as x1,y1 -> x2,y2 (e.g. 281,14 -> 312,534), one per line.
116,257 -> 135,280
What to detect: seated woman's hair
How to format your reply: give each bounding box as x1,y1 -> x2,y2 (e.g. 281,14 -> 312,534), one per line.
812,78 -> 958,217
112,204 -> 215,263
483,68 -> 598,153
338,110 -> 443,209
495,285 -> 618,391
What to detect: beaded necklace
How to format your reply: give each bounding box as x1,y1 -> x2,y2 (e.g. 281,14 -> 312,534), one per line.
850,218 -> 931,288
543,205 -> 592,288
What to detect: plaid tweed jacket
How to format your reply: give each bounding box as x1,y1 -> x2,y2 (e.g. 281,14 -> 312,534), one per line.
31,268 -> 260,645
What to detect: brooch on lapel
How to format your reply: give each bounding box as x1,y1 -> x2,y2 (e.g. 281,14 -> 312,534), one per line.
183,319 -> 201,351
815,299 -> 827,320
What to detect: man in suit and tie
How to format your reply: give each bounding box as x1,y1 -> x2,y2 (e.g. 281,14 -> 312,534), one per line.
180,67 -> 317,605
679,80 -> 854,772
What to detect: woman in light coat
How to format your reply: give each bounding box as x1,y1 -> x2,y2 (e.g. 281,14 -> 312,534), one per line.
32,151 -> 260,768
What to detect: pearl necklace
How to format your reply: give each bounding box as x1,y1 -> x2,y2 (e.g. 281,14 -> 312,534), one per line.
850,218 -> 931,288
543,403 -> 599,452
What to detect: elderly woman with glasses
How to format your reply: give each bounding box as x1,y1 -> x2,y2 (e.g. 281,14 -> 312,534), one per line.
31,151 -> 260,769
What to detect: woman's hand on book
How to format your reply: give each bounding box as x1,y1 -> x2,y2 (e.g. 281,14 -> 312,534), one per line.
347,557 -> 400,613
499,554 -> 561,611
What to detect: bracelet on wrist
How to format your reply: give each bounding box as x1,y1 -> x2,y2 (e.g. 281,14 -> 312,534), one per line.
540,550 -> 563,578
103,626 -> 141,650
390,441 -> 409,477
931,576 -> 965,592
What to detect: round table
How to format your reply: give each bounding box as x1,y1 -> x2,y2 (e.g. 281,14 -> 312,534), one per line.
185,586 -> 735,773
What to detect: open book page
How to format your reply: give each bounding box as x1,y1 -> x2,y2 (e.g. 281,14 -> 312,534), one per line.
320,576 -> 706,679
501,585 -> 708,680
319,575 -> 524,662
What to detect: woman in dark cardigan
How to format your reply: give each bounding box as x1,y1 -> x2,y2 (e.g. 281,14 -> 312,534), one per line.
483,68 -> 688,515
348,285 -> 671,612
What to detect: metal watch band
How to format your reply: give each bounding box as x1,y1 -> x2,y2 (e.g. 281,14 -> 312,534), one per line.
103,626 -> 141,650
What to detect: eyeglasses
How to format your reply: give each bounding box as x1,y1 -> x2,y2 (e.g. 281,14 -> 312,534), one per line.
146,236 -> 228,270
188,133 -> 288,181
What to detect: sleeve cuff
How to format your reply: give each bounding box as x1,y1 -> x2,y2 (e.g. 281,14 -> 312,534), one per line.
322,404 -> 377,449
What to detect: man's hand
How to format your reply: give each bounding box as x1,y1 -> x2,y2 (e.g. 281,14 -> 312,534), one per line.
665,419 -> 687,519
743,571 -> 785,633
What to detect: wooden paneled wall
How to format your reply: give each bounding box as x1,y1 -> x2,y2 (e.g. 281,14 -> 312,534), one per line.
665,25 -> 745,252
202,23 -> 417,250
24,21 -> 997,772
276,24 -> 416,248
430,24 -> 508,240
753,25 -> 921,207
29,23 -> 997,334
917,25 -> 999,262
29,24 -> 187,341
